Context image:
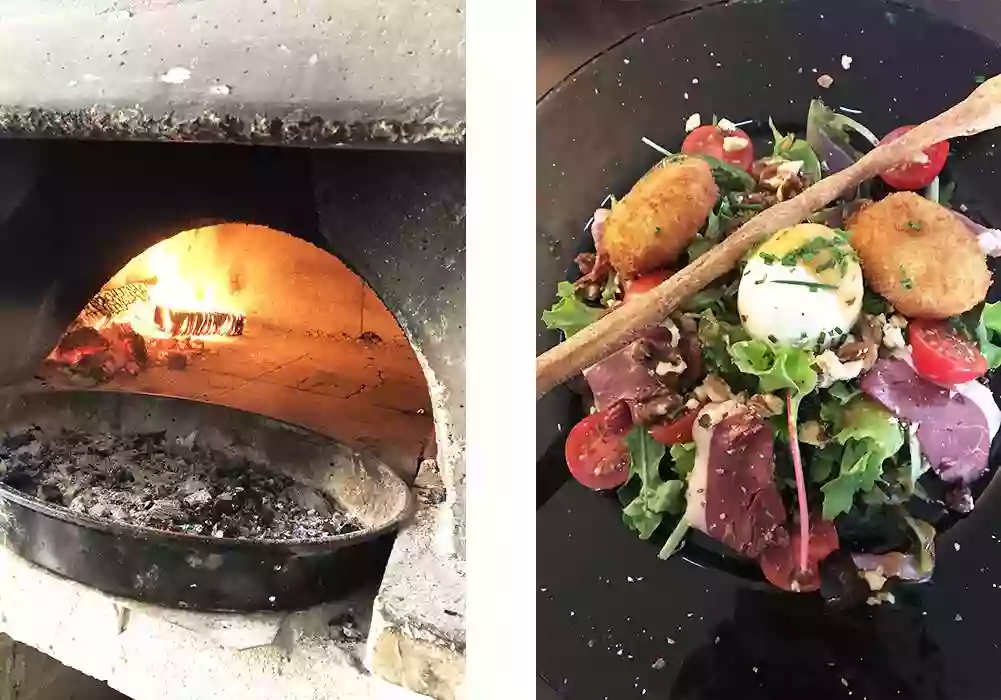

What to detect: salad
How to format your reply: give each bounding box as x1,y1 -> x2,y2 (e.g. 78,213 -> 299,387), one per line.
542,100 -> 1001,601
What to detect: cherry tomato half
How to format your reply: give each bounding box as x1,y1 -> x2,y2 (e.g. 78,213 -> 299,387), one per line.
623,269 -> 674,302
649,410 -> 699,446
759,517 -> 839,593
878,125 -> 949,190
909,319 -> 988,386
565,409 -> 632,491
681,124 -> 755,172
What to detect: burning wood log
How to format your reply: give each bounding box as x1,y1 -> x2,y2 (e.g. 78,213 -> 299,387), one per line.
153,306 -> 245,337
77,282 -> 150,326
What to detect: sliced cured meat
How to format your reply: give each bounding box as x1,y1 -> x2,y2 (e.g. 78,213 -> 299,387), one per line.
686,403 -> 788,558
859,358 -> 996,483
583,326 -> 697,423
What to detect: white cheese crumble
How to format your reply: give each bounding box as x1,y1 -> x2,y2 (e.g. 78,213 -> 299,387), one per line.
723,136 -> 750,152
816,350 -> 865,388
716,117 -> 737,133
655,359 -> 688,376
817,74 -> 834,88
685,112 -> 701,132
841,54 -> 853,70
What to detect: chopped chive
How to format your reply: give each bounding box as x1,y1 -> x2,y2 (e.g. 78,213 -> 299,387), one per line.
975,75 -> 987,84
770,280 -> 839,291
907,221 -> 922,230
768,334 -> 779,344
899,265 -> 914,290
833,326 -> 844,335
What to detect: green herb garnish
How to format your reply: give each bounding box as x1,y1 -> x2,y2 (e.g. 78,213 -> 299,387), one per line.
907,221 -> 922,230
770,280 -> 839,291
899,265 -> 914,290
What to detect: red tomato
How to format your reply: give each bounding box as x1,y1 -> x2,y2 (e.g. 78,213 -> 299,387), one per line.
649,410 -> 698,446
909,320 -> 987,386
565,409 -> 632,491
623,269 -> 674,302
681,124 -> 755,171
759,517 -> 839,593
878,125 -> 949,190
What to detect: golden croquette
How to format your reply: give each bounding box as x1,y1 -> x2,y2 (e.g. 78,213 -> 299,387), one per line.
846,191 -> 990,319
602,157 -> 718,279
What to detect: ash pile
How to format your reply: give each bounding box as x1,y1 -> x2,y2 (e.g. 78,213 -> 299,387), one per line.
0,428 -> 359,541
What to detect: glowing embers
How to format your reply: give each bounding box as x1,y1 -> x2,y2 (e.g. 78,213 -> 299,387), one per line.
45,227 -> 248,385
153,306 -> 245,338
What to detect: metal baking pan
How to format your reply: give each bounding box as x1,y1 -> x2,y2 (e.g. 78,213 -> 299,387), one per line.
0,389 -> 413,612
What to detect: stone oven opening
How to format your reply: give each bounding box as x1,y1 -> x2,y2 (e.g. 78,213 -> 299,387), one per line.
35,223 -> 434,478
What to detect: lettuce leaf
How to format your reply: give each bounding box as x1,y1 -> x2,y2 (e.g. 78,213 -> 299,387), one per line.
768,117 -> 823,183
819,397 -> 905,519
620,427 -> 685,540
541,281 -> 605,339
975,301 -> 1001,370
728,340 -> 818,403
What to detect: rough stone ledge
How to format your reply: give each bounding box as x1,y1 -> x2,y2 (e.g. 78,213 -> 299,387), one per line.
0,105 -> 466,148
0,548 -> 421,700
366,461 -> 466,700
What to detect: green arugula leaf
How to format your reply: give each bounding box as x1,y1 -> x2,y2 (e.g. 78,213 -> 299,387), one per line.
619,427 -> 685,540
541,281 -> 605,339
696,310 -> 751,387
861,289 -> 893,316
728,339 -> 818,404
687,194 -> 743,261
819,397 -> 905,519
827,381 -> 861,405
938,180 -> 957,207
768,117 -> 823,183
975,301 -> 1001,370
694,154 -> 757,192
669,442 -> 697,478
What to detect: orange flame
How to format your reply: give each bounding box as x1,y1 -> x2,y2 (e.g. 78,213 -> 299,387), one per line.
102,227 -> 244,339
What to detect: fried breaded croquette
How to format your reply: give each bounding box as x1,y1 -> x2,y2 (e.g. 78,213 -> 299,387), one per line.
846,191 -> 990,319
602,157 -> 718,279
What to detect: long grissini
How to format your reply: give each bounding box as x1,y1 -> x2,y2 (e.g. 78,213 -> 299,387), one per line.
536,75 -> 1001,398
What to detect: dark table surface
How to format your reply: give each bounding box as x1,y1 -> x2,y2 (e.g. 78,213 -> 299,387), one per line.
537,2 -> 1001,698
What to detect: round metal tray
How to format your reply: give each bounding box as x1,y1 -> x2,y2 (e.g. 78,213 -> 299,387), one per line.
0,389 -> 413,612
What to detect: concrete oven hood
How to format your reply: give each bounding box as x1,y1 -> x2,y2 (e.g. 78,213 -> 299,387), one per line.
0,0 -> 465,147
0,2 -> 466,700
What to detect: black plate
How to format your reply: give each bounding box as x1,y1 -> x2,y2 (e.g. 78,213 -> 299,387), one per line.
538,0 -> 1001,697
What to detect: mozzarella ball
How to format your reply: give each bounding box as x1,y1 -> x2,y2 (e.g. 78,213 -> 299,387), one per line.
737,223 -> 864,348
